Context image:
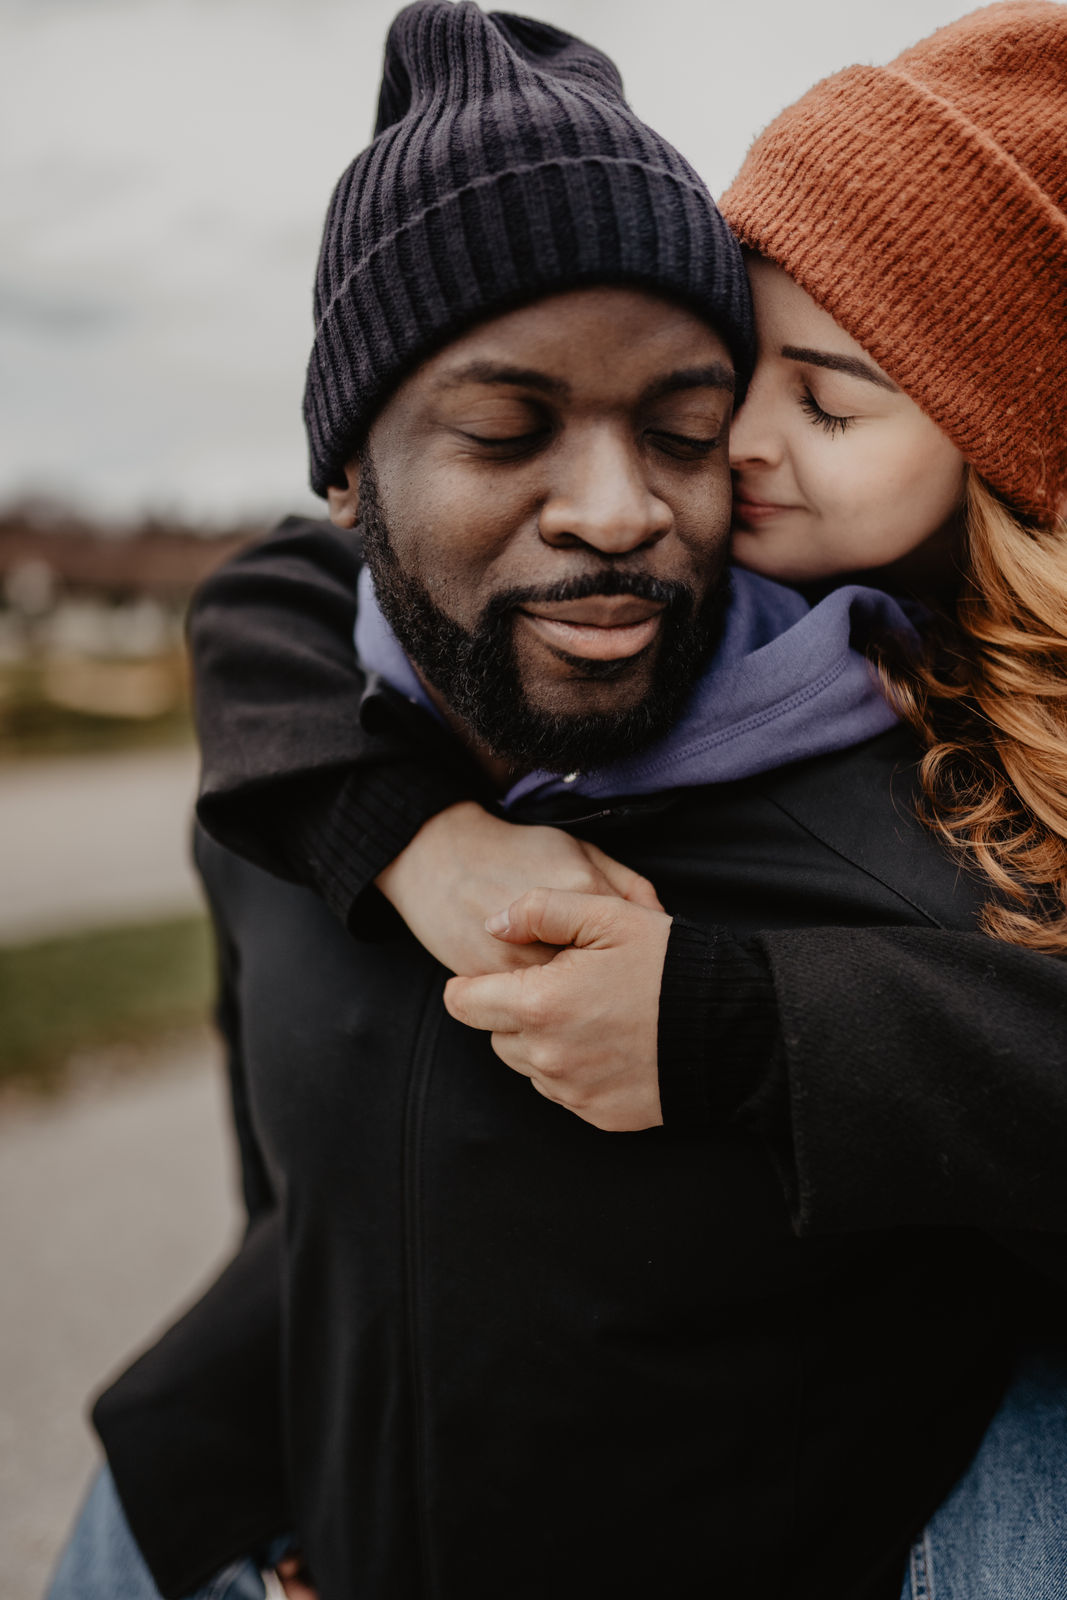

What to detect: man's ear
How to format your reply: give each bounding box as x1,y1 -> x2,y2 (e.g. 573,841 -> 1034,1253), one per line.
326,459 -> 362,528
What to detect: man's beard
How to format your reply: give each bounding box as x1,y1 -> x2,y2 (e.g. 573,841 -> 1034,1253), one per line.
358,452 -> 728,775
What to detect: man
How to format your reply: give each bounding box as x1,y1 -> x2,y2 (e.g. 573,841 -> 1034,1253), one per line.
61,6 -> 1067,1600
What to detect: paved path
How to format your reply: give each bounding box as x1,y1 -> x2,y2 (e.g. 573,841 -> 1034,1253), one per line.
0,1035 -> 240,1600
0,746 -> 202,945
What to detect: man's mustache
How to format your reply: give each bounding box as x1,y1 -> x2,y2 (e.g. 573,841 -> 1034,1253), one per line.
485,570 -> 693,624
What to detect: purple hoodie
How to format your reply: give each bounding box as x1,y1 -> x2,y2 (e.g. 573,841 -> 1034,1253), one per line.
354,565 -> 917,808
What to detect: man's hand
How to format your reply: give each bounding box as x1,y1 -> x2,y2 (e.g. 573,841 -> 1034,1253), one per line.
376,802 -> 662,976
443,890 -> 672,1131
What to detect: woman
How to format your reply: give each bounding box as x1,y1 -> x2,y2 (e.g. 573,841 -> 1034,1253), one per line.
54,4 -> 1067,1598
721,0 -> 1067,956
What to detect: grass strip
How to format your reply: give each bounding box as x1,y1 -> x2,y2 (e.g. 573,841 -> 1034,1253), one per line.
0,914 -> 214,1090
0,657 -> 193,762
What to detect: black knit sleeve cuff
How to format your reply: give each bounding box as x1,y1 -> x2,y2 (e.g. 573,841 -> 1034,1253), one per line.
656,918 -> 779,1129
286,760 -> 473,933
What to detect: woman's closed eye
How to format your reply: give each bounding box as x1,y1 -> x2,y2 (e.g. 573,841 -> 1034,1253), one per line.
798,386 -> 854,438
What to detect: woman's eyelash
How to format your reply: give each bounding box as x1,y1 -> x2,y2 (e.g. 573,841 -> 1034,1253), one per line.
798,387 -> 853,437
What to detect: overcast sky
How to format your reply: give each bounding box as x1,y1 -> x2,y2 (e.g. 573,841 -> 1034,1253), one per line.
0,0 -> 1034,526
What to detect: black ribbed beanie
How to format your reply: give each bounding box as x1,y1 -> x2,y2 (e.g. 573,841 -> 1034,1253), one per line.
304,1 -> 753,495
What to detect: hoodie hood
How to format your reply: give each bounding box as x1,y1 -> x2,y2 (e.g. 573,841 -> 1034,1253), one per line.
355,564 -> 917,808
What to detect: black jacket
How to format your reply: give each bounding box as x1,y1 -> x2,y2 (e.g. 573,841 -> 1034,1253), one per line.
101,771 -> 1067,1599
95,521 -> 1067,1600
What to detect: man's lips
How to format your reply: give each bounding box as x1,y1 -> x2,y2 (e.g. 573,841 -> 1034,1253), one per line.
518,595 -> 665,661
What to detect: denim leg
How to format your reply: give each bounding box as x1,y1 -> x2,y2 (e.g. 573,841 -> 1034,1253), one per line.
900,1529 -> 934,1600
902,1345 -> 1067,1600
45,1465 -> 284,1600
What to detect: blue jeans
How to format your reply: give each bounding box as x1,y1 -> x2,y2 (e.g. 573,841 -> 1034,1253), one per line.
899,1347 -> 1067,1600
45,1466 -> 294,1600
49,1350 -> 1067,1600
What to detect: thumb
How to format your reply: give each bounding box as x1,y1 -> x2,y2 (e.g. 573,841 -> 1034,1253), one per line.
486,888 -> 622,949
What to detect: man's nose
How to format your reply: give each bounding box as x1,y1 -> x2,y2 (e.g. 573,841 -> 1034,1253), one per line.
728,378 -> 783,470
538,428 -> 672,554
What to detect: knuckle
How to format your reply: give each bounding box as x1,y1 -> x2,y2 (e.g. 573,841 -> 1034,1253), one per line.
516,976 -> 551,1030
516,999 -> 544,1034
521,885 -> 553,921
527,1039 -> 560,1077
514,989 -> 537,1029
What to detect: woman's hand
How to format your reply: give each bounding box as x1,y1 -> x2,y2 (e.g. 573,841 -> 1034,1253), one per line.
443,889 -> 672,1131
268,1555 -> 318,1600
375,802 -> 662,976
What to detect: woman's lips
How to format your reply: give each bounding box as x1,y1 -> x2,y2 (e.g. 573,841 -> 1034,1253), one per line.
732,490 -> 799,526
519,596 -> 664,661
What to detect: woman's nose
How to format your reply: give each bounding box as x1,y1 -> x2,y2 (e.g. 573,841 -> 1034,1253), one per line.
728,380 -> 783,470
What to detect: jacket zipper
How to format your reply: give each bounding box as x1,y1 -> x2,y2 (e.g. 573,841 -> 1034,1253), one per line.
402,971 -> 447,1597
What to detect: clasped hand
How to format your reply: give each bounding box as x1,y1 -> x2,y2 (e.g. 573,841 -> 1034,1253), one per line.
444,888 -> 671,1131
376,805 -> 671,1131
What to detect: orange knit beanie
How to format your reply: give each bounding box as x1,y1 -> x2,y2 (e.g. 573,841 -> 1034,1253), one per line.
720,1 -> 1067,525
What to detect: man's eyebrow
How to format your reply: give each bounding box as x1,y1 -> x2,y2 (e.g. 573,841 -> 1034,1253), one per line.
781,345 -> 898,393
434,362 -> 570,398
642,363 -> 736,402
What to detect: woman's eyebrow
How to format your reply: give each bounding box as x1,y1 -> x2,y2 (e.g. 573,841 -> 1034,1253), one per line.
781,344 -> 899,393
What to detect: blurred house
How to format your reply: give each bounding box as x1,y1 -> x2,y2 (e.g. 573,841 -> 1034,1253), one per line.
0,501 -> 253,649
0,503 -> 255,734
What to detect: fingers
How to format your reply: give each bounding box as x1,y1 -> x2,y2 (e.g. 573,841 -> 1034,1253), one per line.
448,896 -> 670,1134
444,969 -> 529,1034
580,842 -> 664,911
275,1556 -> 320,1600
443,976 -> 545,1087
484,938 -> 562,971
485,888 -> 622,950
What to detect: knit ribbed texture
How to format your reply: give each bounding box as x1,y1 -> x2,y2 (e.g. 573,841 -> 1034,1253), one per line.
656,917 -> 777,1128
282,760 -> 473,933
721,1 -> 1067,524
304,2 -> 753,494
